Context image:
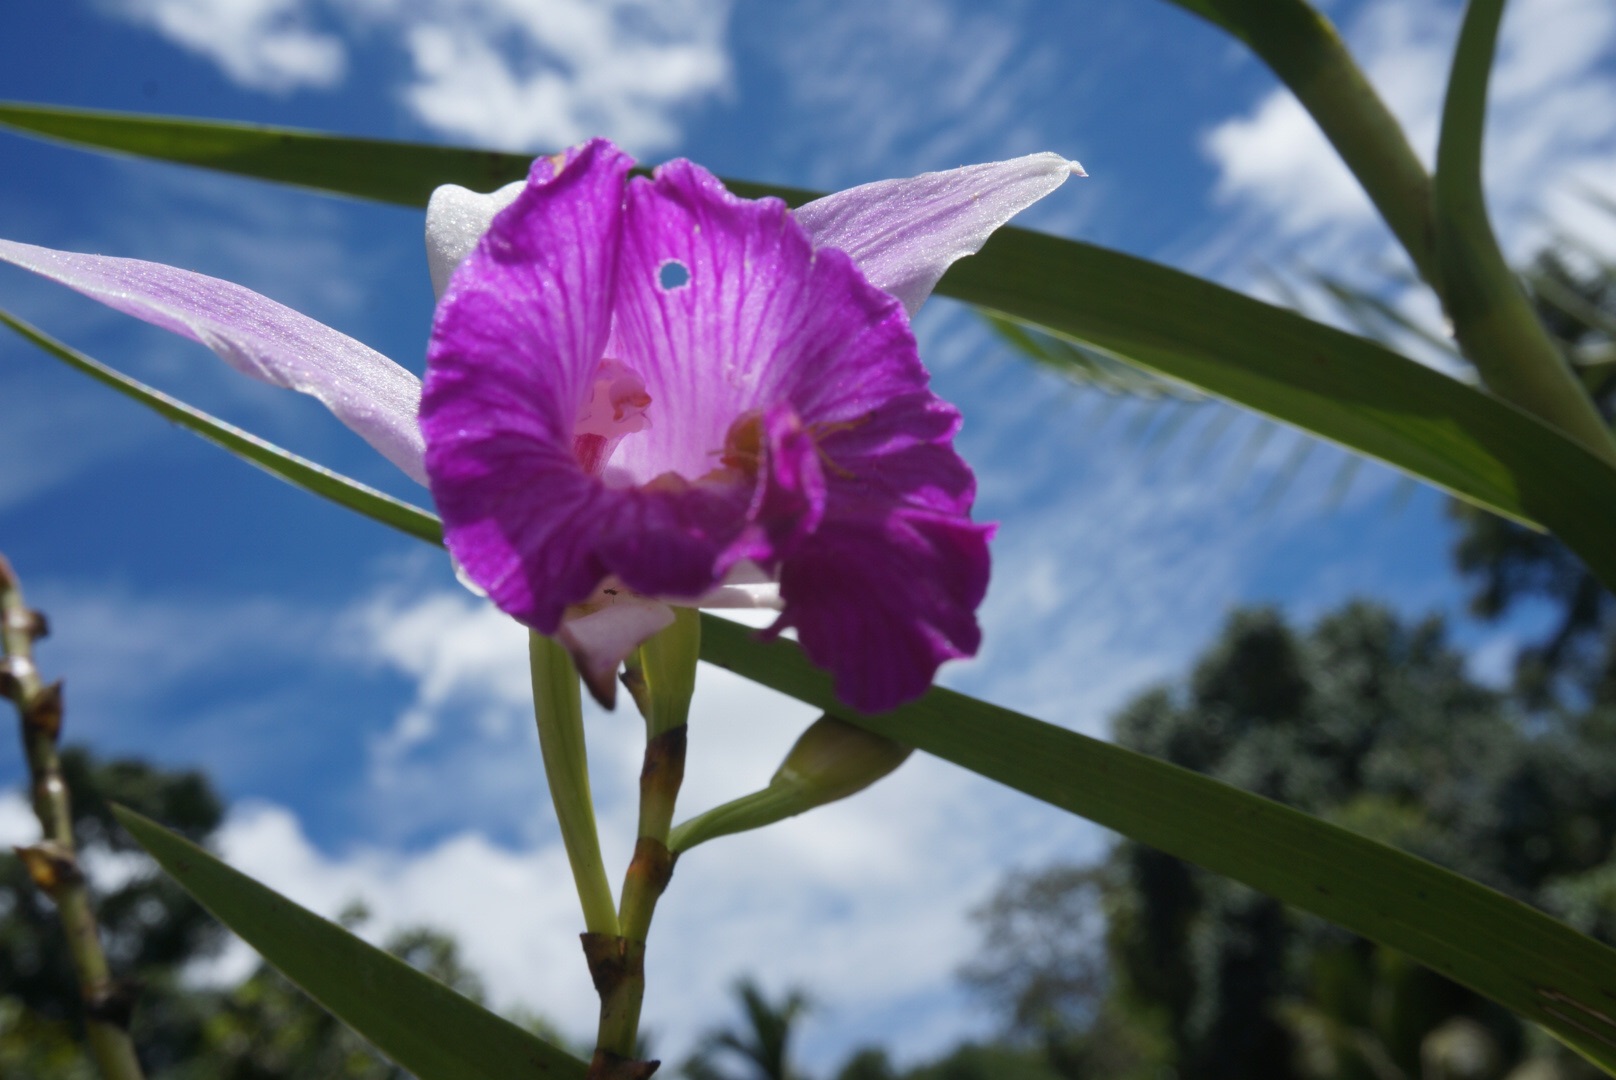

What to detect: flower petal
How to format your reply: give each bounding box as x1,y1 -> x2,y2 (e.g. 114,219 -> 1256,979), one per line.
0,237 -> 428,484
608,158 -> 926,487
426,143 -> 805,630
423,140 -> 636,626
792,152 -> 1084,316
771,387 -> 990,712
777,503 -> 993,713
425,179 -> 526,298
558,588 -> 677,708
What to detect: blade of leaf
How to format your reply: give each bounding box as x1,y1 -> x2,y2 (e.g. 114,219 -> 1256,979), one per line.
0,102 -> 534,206
695,615 -> 1616,1074
10,104 -> 1616,582
0,307 -> 442,545
940,226 -> 1616,593
1431,0 -> 1616,463
112,805 -> 585,1080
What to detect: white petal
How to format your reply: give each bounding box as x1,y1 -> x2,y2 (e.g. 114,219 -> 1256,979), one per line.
424,180 -> 526,299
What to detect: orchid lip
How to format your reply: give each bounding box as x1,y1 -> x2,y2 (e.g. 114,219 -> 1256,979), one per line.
422,139 -> 1011,712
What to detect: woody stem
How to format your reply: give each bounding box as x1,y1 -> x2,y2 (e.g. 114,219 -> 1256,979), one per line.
0,554 -> 144,1080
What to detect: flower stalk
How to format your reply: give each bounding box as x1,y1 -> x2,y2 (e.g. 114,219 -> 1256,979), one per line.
0,554 -> 145,1080
584,607 -> 700,1080
529,631 -> 620,938
669,715 -> 911,854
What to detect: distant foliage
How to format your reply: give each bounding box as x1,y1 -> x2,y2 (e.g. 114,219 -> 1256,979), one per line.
0,749 -> 557,1079
951,603 -> 1616,1080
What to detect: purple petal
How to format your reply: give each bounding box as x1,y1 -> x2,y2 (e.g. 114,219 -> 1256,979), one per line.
792,152 -> 1083,316
0,237 -> 427,484
425,143 -> 823,638
777,502 -> 993,713
609,158 -> 926,486
771,388 -> 989,712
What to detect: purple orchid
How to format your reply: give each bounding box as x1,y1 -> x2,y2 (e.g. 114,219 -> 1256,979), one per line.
0,146 -> 1080,711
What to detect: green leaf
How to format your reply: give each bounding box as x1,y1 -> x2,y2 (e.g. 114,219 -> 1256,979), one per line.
112,805 -> 586,1080
943,226 -> 1616,592
0,307 -> 442,545
695,615 -> 1616,1074
0,102 -> 535,206
1430,0 -> 1616,465
9,102 -> 1616,587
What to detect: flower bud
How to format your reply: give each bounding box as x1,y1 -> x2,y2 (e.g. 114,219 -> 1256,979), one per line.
771,716 -> 912,804
668,715 -> 911,854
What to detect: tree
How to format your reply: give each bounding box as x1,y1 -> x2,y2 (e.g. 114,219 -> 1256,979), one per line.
1,748 -> 540,1079
0,748 -> 225,1075
682,979 -> 810,1080
962,603 -> 1616,1080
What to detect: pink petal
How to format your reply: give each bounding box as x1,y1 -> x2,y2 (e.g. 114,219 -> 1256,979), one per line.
557,587 -> 677,707
0,237 -> 428,485
792,152 -> 1083,316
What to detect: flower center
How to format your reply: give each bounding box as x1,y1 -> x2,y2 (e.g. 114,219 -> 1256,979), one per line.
573,359 -> 651,476
719,410 -> 864,480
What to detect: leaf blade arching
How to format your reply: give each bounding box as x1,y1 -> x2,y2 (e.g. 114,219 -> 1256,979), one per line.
695,616 -> 1616,1074
113,805 -> 586,1080
0,307 -> 442,545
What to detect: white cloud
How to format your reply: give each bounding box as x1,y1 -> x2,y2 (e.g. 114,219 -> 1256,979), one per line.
387,0 -> 733,155
104,0 -> 346,93
102,0 -> 733,155
1201,0 -> 1616,274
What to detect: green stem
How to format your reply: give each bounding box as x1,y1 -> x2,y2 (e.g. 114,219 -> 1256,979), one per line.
0,555 -> 145,1080
669,715 -> 912,855
586,608 -> 699,1078
668,785 -> 803,854
1209,0 -> 1439,287
1432,0 -> 1616,465
528,632 -> 619,938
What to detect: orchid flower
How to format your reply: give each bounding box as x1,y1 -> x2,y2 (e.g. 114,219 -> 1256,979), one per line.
0,147 -> 1081,711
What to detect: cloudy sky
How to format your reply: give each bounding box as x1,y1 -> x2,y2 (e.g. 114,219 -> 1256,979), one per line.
1,0 -> 1613,1070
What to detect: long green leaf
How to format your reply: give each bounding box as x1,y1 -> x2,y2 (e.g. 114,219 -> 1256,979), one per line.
112,805 -> 585,1080
8,102 -> 1616,587
1430,0 -> 1616,464
0,307 -> 442,545
22,352 -> 1616,1070
0,102 -> 534,206
943,227 -> 1616,591
696,616 -> 1616,1073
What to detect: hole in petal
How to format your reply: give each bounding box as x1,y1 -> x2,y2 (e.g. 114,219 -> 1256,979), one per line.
657,260 -> 691,291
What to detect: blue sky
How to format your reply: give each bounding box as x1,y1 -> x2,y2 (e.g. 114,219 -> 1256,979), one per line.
1,0 -> 1613,1069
